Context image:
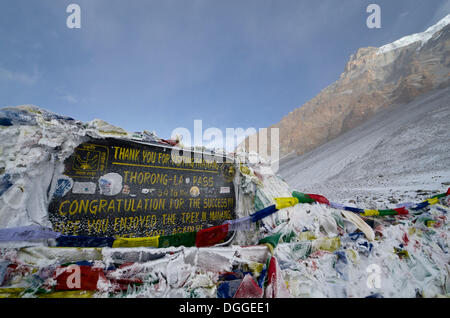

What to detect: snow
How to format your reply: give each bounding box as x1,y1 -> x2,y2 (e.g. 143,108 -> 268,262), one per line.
378,14 -> 450,54
279,86 -> 450,206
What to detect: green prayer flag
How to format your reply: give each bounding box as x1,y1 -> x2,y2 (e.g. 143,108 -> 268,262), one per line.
258,232 -> 282,248
292,191 -> 315,204
158,231 -> 197,248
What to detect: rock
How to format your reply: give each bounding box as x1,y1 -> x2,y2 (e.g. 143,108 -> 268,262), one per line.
388,197 -> 399,204
238,21 -> 450,158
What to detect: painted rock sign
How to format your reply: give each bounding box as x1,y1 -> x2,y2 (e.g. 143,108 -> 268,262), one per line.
48,138 -> 236,238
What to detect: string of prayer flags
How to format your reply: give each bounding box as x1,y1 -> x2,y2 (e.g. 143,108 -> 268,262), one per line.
361,207 -> 409,217
410,191 -> 448,210
0,187 -> 447,249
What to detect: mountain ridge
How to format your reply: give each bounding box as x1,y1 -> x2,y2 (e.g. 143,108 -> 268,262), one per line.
238,14 -> 450,158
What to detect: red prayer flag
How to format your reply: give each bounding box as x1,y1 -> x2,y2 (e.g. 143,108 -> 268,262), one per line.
195,224 -> 229,247
306,194 -> 330,205
234,274 -> 263,298
394,207 -> 409,215
264,257 -> 291,298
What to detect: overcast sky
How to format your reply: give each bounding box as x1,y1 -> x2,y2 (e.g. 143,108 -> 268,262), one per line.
0,0 -> 449,147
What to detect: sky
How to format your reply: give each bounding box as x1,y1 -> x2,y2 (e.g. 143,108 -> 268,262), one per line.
0,0 -> 449,149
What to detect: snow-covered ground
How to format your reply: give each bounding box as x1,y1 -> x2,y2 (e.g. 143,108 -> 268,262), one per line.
279,86 -> 450,208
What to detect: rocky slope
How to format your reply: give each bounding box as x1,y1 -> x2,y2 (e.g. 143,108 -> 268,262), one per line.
238,14 -> 450,158
278,86 -> 450,205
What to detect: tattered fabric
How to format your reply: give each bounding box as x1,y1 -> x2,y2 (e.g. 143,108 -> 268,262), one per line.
0,225 -> 60,242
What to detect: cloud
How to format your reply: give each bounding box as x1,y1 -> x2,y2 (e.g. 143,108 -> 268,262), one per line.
400,11 -> 410,18
0,66 -> 39,85
60,94 -> 78,104
55,87 -> 79,104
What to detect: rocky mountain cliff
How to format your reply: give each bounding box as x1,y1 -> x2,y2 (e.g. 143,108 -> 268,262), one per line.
238,15 -> 450,158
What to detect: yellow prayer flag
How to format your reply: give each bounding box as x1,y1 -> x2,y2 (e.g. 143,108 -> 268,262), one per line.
363,209 -> 380,216
0,288 -> 24,298
274,197 -> 299,210
38,290 -> 95,298
112,236 -> 159,248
